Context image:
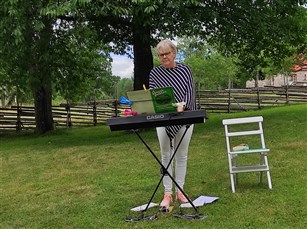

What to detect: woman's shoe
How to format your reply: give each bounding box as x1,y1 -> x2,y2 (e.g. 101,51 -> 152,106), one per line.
176,191 -> 189,203
160,193 -> 173,208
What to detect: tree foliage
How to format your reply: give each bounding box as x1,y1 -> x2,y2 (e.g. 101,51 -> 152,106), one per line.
52,22 -> 114,102
80,0 -> 307,89
177,37 -> 239,89
115,78 -> 134,99
0,0 -> 113,133
1,0 -> 306,134
212,1 -> 307,71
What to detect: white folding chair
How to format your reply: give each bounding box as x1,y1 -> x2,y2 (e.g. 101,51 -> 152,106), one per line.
222,116 -> 272,193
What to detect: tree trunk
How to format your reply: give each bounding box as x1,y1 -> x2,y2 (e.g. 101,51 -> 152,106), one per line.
33,81 -> 54,134
31,17 -> 54,134
133,26 -> 153,91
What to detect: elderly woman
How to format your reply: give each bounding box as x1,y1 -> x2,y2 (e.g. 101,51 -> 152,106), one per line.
149,39 -> 196,209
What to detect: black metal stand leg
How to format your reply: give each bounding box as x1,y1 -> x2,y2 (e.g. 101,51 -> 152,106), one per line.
133,130 -> 169,212
124,130 -> 165,222
132,126 -> 203,217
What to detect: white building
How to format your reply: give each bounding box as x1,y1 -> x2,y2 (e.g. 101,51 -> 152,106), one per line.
246,60 -> 307,88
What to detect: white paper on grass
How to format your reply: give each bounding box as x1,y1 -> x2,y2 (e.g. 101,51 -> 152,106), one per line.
130,202 -> 159,212
180,195 -> 219,208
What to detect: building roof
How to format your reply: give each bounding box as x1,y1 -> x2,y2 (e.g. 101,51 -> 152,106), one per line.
292,59 -> 307,72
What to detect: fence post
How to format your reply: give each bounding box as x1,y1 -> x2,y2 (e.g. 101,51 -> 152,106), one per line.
256,71 -> 261,109
65,102 -> 72,128
93,100 -> 97,126
227,78 -> 231,113
16,105 -> 22,131
113,99 -> 119,117
285,84 -> 289,104
227,89 -> 231,113
256,87 -> 261,109
197,79 -> 201,109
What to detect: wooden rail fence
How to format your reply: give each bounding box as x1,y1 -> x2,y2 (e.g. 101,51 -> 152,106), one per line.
1,86 -> 306,131
0,100 -> 128,131
197,85 -> 307,113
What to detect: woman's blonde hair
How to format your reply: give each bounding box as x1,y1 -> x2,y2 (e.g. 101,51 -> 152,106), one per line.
156,40 -> 177,56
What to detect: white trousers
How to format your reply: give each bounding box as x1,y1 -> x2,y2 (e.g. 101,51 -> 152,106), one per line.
156,124 -> 194,193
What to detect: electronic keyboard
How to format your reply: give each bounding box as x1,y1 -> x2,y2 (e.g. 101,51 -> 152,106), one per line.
106,110 -> 206,131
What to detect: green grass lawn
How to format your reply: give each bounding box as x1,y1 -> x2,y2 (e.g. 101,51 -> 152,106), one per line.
1,104 -> 306,228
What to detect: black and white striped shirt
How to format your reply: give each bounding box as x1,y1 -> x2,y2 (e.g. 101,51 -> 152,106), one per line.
149,62 -> 196,139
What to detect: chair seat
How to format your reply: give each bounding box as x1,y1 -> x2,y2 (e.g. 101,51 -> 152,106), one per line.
230,148 -> 270,155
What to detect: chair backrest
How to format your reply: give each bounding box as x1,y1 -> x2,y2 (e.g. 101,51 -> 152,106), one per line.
222,116 -> 263,125
222,116 -> 266,153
